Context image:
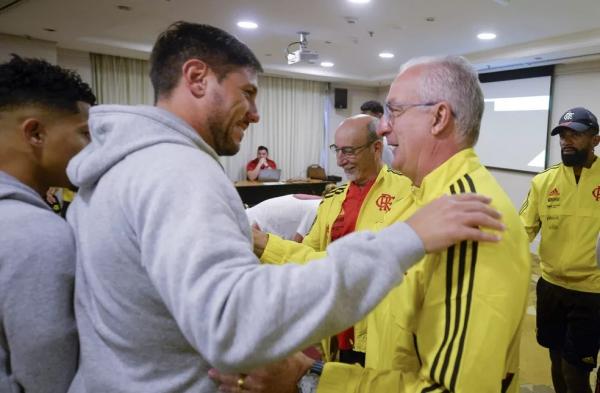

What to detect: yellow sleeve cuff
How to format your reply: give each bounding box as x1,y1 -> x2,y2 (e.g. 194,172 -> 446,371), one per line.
317,362 -> 362,393
259,234 -> 288,265
260,234 -> 327,265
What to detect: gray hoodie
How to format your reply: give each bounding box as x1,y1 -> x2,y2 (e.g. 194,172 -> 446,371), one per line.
0,171 -> 78,392
66,105 -> 424,392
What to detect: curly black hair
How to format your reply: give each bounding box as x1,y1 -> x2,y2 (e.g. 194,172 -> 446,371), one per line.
0,54 -> 96,113
150,22 -> 263,101
360,100 -> 384,116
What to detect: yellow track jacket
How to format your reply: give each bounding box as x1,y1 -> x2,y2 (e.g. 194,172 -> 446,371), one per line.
260,165 -> 412,356
317,149 -> 531,393
520,157 -> 600,293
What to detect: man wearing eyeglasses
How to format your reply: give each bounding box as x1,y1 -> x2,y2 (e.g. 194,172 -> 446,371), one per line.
318,56 -> 530,393
251,114 -> 413,366
212,56 -> 530,393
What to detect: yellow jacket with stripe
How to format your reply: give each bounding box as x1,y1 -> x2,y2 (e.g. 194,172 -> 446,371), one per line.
260,165 -> 412,356
317,148 -> 531,393
519,157 -> 600,293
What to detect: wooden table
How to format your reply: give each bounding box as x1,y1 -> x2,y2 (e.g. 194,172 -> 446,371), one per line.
235,179 -> 334,207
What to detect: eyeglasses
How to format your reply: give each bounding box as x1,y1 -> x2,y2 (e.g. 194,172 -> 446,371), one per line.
383,102 -> 439,124
329,140 -> 374,157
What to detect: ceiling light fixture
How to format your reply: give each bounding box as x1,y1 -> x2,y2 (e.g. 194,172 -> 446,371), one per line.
477,32 -> 496,40
379,52 -> 394,59
348,0 -> 370,3
320,61 -> 334,67
237,21 -> 258,29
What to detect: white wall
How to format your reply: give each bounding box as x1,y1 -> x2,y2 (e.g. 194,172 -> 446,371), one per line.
0,33 -> 92,86
0,33 -> 57,63
488,168 -> 533,207
377,85 -> 390,105
57,48 -> 93,86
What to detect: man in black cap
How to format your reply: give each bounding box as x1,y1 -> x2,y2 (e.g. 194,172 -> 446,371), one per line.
520,107 -> 600,393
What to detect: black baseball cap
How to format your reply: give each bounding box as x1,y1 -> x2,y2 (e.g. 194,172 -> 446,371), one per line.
551,107 -> 599,136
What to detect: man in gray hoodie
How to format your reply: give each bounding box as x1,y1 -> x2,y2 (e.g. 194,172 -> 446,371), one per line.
66,22 -> 505,392
0,55 -> 96,392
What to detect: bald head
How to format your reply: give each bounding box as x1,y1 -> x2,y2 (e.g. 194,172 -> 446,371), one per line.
336,114 -> 379,144
333,114 -> 383,185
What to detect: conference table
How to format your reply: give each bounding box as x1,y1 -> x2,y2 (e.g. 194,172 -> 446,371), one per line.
235,179 -> 334,207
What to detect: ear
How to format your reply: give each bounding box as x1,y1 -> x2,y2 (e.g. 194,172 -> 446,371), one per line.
592,134 -> 600,147
430,101 -> 453,137
372,138 -> 383,154
181,59 -> 210,98
21,118 -> 47,147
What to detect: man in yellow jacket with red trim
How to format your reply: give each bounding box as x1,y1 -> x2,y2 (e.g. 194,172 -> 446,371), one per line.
256,113 -> 413,365
212,56 -> 530,393
520,107 -> 600,393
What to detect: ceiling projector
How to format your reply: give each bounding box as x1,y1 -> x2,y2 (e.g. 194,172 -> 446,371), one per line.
286,31 -> 320,65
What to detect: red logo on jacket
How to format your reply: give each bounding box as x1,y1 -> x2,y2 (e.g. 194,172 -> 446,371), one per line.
376,194 -> 395,212
592,186 -> 600,201
548,187 -> 560,197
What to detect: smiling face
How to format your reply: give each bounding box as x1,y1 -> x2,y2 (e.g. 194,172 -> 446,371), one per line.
379,66 -> 435,182
334,116 -> 381,185
206,67 -> 260,156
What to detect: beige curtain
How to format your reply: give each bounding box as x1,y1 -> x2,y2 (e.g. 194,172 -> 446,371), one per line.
220,75 -> 327,181
90,53 -> 154,105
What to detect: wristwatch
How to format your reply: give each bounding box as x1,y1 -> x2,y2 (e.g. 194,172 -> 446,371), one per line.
297,360 -> 324,393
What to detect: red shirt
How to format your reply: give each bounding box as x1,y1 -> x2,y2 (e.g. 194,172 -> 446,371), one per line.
330,179 -> 375,350
330,179 -> 375,242
246,158 -> 277,172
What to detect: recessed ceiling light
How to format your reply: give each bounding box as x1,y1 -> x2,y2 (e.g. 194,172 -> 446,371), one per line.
320,62 -> 334,67
348,0 -> 370,3
237,21 -> 258,29
477,32 -> 496,40
379,52 -> 394,59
